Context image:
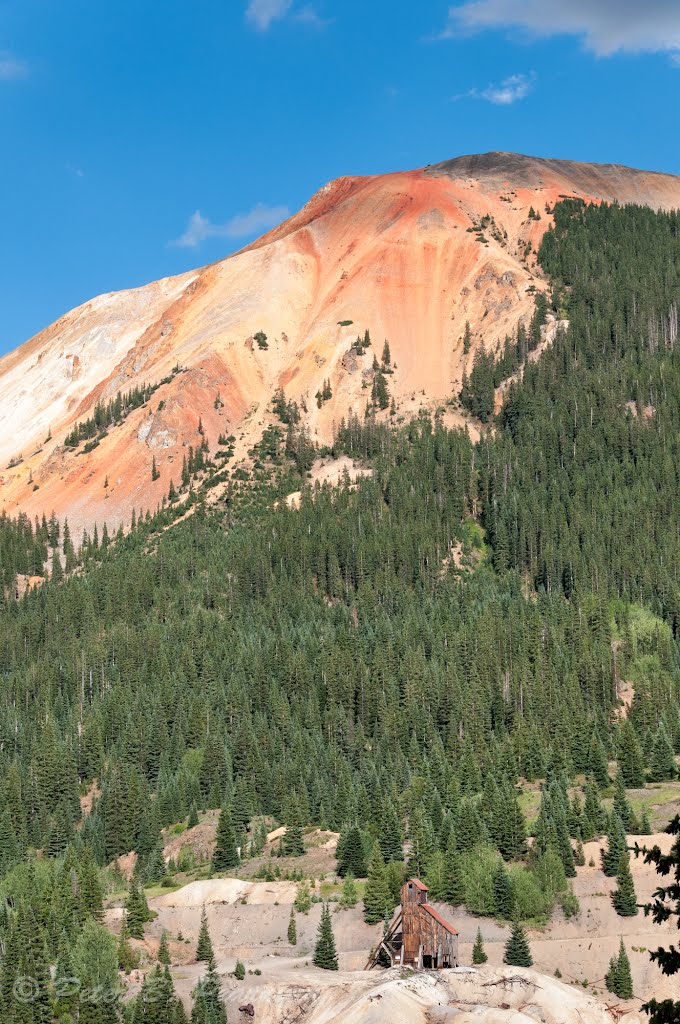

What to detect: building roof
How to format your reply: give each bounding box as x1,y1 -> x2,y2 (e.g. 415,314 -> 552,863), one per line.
421,903 -> 459,936
408,878 -> 429,891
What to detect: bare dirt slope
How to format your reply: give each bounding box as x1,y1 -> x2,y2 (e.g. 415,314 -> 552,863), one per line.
103,826 -> 677,1021
3,152 -> 680,532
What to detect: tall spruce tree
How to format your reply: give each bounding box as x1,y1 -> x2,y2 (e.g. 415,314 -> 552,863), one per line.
472,927 -> 488,965
606,939 -> 634,999
612,853 -> 638,917
504,918 -> 533,967
602,814 -> 628,877
196,906 -> 214,962
313,903 -> 339,971
212,806 -> 240,872
363,842 -> 394,925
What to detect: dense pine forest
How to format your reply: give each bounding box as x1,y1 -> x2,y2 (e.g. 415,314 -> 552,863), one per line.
0,199 -> 679,1019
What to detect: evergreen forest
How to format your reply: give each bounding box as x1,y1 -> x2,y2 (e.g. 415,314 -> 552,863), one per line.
0,199 -> 679,1019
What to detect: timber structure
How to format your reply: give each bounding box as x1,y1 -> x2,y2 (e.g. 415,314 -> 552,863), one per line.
366,878 -> 459,969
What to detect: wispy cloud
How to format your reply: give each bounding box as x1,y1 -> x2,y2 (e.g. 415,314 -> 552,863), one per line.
293,6 -> 334,28
245,0 -> 293,31
453,72 -> 535,105
439,0 -> 680,61
170,203 -> 290,248
66,163 -> 85,179
245,0 -> 330,31
0,51 -> 28,81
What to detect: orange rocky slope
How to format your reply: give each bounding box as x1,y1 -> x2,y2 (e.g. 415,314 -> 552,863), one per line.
2,151 -> 680,533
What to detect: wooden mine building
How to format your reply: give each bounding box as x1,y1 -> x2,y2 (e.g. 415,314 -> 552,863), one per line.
366,878 -> 459,969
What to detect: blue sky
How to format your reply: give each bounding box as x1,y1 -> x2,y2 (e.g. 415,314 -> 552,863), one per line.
1,0 -> 679,354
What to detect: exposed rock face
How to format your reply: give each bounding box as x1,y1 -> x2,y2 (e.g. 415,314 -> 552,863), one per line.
216,966 -> 613,1024
2,152 -> 680,532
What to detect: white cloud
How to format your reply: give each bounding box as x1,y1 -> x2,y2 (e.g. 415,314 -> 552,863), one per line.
170,203 -> 290,248
441,0 -> 680,59
245,0 -> 329,31
0,51 -> 28,80
245,0 -> 293,31
453,72 -> 535,104
481,72 -> 534,103
293,6 -> 334,28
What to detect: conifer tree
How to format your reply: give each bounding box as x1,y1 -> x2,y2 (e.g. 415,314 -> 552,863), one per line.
281,821 -> 305,858
504,918 -> 533,967
472,927 -> 488,964
363,842 -> 393,924
191,954 -> 227,1024
441,836 -> 465,906
313,903 -> 339,971
288,908 -> 297,945
493,861 -> 515,919
126,878 -> 152,939
582,775 -> 606,840
378,801 -> 404,864
613,770 -> 634,832
606,939 -> 634,999
407,805 -> 433,877
649,724 -> 677,782
612,853 -> 638,917
587,731 -> 610,788
159,928 -> 172,965
617,722 -> 646,789
212,806 -> 240,872
330,872 -> 352,910
196,906 -> 214,962
602,814 -> 628,877
337,826 -> 367,877
188,802 -> 200,829
117,913 -> 138,973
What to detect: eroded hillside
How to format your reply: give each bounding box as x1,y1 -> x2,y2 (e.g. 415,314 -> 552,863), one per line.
2,152 -> 680,531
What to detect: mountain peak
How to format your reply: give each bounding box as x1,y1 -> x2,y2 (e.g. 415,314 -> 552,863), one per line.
3,151 -> 680,532
427,151 -> 680,207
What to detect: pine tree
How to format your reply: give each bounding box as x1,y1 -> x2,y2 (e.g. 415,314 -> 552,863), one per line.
441,836 -> 465,905
234,959 -> 246,980
191,955 -> 227,1024
602,814 -> 628,877
472,927 -> 488,964
188,802 -> 200,828
618,722 -> 646,789
288,907 -> 297,945
159,929 -> 172,965
212,806 -> 240,872
612,854 -> 638,917
117,913 -> 139,973
606,939 -> 634,999
613,770 -> 634,831
363,842 -> 393,924
378,801 -> 404,864
649,724 -> 677,782
337,826 -> 367,877
504,918 -> 533,967
313,903 -> 339,971
587,731 -> 610,788
381,340 -> 391,367
126,878 -> 151,939
196,906 -> 214,962
339,874 -> 358,909
281,821 -> 305,858
493,861 -> 515,919
583,775 -> 606,839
